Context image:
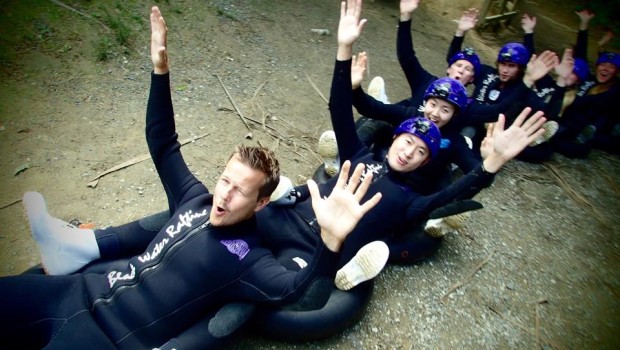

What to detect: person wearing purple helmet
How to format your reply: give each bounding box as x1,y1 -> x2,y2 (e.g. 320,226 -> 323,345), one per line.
14,3 -> 549,347
550,9 -> 620,158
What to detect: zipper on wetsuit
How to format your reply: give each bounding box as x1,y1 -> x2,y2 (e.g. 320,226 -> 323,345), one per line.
91,220 -> 212,309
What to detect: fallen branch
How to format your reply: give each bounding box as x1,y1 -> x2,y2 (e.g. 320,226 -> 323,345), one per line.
304,71 -> 328,104
87,132 -> 210,188
440,249 -> 495,304
0,198 -> 21,210
49,0 -> 110,32
215,73 -> 253,134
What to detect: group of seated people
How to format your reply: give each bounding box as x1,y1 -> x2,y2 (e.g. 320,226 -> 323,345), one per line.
0,0 -> 617,349
331,2 -> 619,172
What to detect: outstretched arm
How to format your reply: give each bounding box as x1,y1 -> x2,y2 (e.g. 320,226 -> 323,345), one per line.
309,161 -> 382,252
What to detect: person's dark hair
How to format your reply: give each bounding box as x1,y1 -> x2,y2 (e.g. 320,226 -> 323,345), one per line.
232,145 -> 280,200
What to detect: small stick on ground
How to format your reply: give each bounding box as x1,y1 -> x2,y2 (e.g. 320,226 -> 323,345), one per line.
440,249 -> 495,304
304,71 -> 328,104
49,0 -> 110,32
215,74 -> 252,133
87,132 -> 211,188
0,198 -> 21,210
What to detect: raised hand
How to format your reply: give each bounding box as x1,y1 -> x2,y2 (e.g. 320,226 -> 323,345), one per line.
523,50 -> 559,87
351,51 -> 368,89
554,48 -> 575,87
150,6 -> 169,74
576,9 -> 595,30
480,107 -> 546,172
521,13 -> 537,34
456,8 -> 479,36
399,0 -> 420,21
337,0 -> 367,60
308,160 -> 382,252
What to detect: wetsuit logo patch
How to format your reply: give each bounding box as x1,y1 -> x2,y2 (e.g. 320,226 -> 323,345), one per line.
220,239 -> 250,260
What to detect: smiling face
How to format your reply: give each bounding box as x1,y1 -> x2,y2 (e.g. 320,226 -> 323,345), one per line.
595,62 -> 619,84
386,133 -> 430,173
210,154 -> 269,226
447,59 -> 475,85
497,62 -> 521,82
423,97 -> 456,128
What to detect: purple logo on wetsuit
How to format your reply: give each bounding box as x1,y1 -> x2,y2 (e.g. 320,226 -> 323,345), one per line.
220,239 -> 250,260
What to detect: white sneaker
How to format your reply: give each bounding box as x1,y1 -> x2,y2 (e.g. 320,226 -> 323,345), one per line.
529,120 -> 559,146
424,211 -> 471,237
367,76 -> 389,104
22,191 -> 99,275
335,241 -> 389,291
424,218 -> 451,237
269,176 -> 296,205
318,130 -> 340,177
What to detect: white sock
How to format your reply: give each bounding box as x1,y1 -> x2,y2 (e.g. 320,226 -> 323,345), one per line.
22,192 -> 100,275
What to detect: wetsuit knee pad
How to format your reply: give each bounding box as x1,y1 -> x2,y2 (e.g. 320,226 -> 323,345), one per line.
252,281 -> 374,342
208,302 -> 256,338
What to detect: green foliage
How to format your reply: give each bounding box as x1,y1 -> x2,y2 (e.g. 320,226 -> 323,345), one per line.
95,36 -> 113,62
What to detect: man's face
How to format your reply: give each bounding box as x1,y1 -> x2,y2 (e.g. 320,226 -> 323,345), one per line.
595,62 -> 619,84
423,97 -> 456,128
210,155 -> 268,226
447,60 -> 475,85
387,133 -> 430,172
497,62 -> 520,82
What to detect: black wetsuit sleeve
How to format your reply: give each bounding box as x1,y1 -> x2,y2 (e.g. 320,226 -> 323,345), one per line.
574,30 -> 588,61
464,80 -> 531,125
446,35 -> 465,63
397,19 -> 438,98
242,239 -> 340,306
407,163 -> 495,220
145,72 -> 208,211
329,59 -> 365,162
524,33 -> 534,60
352,87 -> 414,125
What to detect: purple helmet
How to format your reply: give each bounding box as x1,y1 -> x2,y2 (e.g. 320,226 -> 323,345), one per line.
448,47 -> 481,76
572,58 -> 590,82
596,52 -> 620,69
497,43 -> 530,65
394,117 -> 441,159
423,77 -> 468,111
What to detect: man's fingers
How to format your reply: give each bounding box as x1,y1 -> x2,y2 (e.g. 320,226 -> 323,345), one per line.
345,163 -> 366,193
521,110 -> 545,130
334,160 -> 351,189
493,113 -> 507,136
354,170 -> 373,201
307,178 -> 320,203
360,193 -> 382,214
485,121 -> 494,138
511,107 -> 533,127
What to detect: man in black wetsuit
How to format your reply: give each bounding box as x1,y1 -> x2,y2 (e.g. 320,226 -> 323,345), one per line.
0,6 -> 382,350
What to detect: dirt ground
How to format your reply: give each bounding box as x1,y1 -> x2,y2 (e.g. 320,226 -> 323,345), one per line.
0,0 -> 618,349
